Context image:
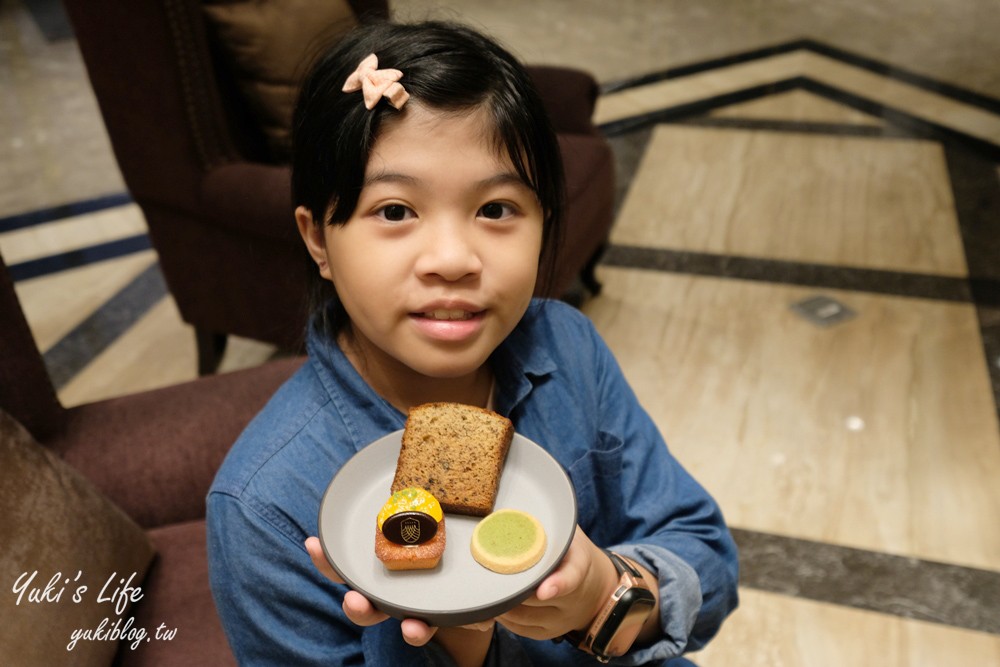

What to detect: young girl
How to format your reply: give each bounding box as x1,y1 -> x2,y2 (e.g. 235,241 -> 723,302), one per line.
207,21 -> 738,666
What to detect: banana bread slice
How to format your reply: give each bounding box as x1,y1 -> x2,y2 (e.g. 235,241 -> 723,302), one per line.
391,402 -> 514,516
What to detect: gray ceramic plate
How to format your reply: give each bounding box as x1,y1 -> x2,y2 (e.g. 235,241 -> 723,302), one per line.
318,430 -> 577,627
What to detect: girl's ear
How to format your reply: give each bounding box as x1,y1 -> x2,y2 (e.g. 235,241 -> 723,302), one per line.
296,206 -> 332,280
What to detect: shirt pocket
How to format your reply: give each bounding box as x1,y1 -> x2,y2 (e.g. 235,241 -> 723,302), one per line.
566,430 -> 624,547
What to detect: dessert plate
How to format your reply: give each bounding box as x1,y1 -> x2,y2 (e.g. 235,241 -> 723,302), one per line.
318,429 -> 577,627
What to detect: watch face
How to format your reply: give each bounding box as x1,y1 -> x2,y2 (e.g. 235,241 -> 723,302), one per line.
593,588 -> 657,658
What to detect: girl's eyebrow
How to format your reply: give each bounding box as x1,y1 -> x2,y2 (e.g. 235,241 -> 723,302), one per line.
363,170 -> 529,190
363,171 -> 418,187
477,172 -> 531,190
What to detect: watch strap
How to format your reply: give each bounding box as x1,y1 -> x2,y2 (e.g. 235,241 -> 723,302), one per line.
561,550 -> 651,660
607,550 -> 642,579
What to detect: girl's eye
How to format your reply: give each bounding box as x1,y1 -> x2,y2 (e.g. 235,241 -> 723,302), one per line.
375,204 -> 414,223
478,202 -> 515,220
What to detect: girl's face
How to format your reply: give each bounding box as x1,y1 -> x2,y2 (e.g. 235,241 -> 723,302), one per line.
298,104 -> 543,398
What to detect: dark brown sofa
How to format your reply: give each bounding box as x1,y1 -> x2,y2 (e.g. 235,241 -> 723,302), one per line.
61,0 -> 615,374
0,252 -> 302,665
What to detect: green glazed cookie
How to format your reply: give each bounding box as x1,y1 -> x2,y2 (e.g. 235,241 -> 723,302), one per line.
470,509 -> 547,574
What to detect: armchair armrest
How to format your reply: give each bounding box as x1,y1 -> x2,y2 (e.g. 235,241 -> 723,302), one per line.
201,163 -> 299,243
49,358 -> 303,529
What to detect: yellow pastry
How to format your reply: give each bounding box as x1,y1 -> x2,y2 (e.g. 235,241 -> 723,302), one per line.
375,487 -> 445,571
377,487 -> 443,530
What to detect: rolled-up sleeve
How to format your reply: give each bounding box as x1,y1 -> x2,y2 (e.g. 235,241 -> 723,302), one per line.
207,491 -> 367,665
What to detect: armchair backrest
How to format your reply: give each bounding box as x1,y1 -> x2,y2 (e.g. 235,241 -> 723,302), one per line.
61,0 -> 390,217
0,253 -> 65,441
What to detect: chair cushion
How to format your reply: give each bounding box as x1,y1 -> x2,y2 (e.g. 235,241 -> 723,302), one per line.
115,520 -> 235,667
49,357 -> 304,529
203,0 -> 359,161
0,408 -> 154,667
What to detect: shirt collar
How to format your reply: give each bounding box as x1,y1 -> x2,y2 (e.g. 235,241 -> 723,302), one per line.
306,322 -> 406,453
490,301 -> 559,417
305,299 -> 558,444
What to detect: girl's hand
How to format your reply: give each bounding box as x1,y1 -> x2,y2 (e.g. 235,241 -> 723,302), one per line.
304,536 -> 439,646
497,527 -> 620,641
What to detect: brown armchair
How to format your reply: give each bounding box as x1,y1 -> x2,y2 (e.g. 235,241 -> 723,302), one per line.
0,251 -> 303,664
61,0 -> 615,375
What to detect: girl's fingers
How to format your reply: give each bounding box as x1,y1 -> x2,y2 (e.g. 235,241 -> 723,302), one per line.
343,590 -> 390,627
534,573 -> 564,602
305,536 -> 436,643
400,618 -> 438,646
304,536 -> 343,584
522,527 -> 589,605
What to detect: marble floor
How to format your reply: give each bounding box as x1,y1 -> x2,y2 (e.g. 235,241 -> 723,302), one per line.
3,0 -> 1000,664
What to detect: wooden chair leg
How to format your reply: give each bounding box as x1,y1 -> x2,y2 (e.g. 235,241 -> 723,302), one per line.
196,328 -> 228,376
580,243 -> 607,297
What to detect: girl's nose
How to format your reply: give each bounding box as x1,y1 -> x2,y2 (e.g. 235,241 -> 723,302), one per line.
414,220 -> 484,282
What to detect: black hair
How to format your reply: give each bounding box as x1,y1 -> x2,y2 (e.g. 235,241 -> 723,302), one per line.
291,20 -> 565,338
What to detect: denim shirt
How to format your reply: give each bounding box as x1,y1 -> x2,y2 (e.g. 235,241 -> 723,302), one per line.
207,299 -> 738,666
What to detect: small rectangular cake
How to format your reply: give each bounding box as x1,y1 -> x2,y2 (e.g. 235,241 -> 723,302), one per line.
375,516 -> 446,571
391,402 -> 514,516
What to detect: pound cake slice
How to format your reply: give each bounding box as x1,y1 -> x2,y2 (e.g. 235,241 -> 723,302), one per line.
391,402 -> 514,516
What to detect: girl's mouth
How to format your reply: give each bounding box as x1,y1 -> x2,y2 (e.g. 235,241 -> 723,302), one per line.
410,309 -> 485,342
422,309 -> 476,321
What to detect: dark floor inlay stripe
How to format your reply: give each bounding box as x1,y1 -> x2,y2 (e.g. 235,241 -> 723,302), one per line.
23,0 -> 74,42
599,79 -> 802,137
0,192 -> 133,233
978,306 -> 1000,428
601,39 -> 1000,116
601,40 -> 807,94
732,529 -> 1000,635
43,262 -> 167,389
8,234 -> 152,282
945,145 -> 1000,420
601,245 -> 975,303
600,77 -> 1000,160
801,40 -> 1000,116
676,117 -> 901,138
799,78 -> 1000,160
607,129 -> 654,214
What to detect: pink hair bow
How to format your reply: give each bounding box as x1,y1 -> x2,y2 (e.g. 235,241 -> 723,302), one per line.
342,53 -> 410,110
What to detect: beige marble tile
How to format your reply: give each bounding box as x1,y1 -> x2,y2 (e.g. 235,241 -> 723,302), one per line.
14,250 -> 158,352
710,89 -> 884,126
594,51 -> 810,125
612,125 -> 967,276
0,203 -> 146,264
798,50 -> 1000,147
400,1 -> 1000,98
217,336 -> 283,375
583,267 -> 1000,570
693,588 -> 1000,666
0,0 -> 125,218
56,297 -> 196,406
56,295 -> 278,407
595,48 -> 1000,147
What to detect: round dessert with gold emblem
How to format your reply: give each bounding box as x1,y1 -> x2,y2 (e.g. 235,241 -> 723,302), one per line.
375,487 -> 446,570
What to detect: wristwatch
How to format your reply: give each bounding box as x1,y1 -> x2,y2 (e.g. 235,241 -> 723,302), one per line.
563,550 -> 657,663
